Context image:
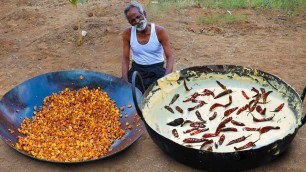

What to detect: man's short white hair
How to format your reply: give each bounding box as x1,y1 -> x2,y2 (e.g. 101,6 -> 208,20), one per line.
124,1 -> 144,19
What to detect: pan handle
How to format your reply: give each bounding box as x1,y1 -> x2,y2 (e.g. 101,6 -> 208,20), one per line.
132,71 -> 145,121
301,86 -> 306,125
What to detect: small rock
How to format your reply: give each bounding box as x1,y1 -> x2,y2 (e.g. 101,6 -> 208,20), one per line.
72,25 -> 78,30
87,12 -> 93,17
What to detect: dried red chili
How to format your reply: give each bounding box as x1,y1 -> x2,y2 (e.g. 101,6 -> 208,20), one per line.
202,133 -> 219,138
271,103 -> 284,112
183,79 -> 192,91
209,103 -> 224,111
234,138 -> 260,151
252,114 -> 275,122
215,142 -> 218,149
167,118 -> 184,126
260,88 -> 266,95
172,129 -> 179,138
215,117 -> 232,134
203,89 -> 215,97
183,127 -> 199,134
188,101 -> 206,111
234,141 -> 255,151
216,80 -> 227,90
169,94 -> 179,105
226,134 -> 252,146
241,90 -> 249,100
209,112 -> 217,121
190,122 -> 206,128
260,91 -> 273,104
215,89 -> 233,99
248,99 -> 259,112
175,106 -> 183,114
181,120 -> 193,127
195,110 -> 205,122
256,105 -> 266,115
220,127 -> 238,132
191,99 -> 203,104
243,127 -> 260,131
183,138 -> 206,143
183,97 -> 193,103
218,134 -> 225,145
183,92 -> 199,102
224,95 -> 232,107
236,104 -> 248,115
190,128 -> 209,136
224,107 -> 238,118
164,105 -> 174,113
260,126 -> 280,134
231,120 -> 245,126
200,139 -> 213,150
210,96 -> 233,111
207,146 -> 213,152
251,87 -> 260,97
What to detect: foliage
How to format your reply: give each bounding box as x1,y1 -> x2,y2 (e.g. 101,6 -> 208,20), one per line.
148,0 -> 305,24
197,13 -> 248,25
151,0 -> 306,11
69,0 -> 85,6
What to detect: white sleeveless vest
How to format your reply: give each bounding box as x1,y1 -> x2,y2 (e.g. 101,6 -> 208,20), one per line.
130,23 -> 164,65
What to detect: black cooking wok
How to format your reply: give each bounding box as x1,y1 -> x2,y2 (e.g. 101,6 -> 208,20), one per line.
0,70 -> 144,163
132,65 -> 305,171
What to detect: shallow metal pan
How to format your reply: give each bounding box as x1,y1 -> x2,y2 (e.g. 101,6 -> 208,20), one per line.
0,70 -> 144,163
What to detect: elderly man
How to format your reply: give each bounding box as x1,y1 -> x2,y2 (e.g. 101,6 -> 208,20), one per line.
121,1 -> 174,90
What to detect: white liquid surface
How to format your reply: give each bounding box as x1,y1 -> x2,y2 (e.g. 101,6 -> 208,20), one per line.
143,75 -> 297,152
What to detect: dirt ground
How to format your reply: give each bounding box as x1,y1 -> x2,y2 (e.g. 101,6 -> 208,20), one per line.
0,0 -> 305,171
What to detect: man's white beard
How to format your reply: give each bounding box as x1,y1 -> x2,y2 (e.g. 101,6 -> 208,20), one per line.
136,18 -> 147,31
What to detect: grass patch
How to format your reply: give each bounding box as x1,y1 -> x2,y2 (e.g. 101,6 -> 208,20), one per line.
148,0 -> 306,13
148,1 -> 174,15
197,13 -> 248,25
147,0 -> 305,25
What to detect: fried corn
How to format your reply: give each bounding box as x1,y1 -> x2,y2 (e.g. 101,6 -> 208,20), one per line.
16,87 -> 125,162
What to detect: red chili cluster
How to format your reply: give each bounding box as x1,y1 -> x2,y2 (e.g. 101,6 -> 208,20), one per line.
165,80 -> 284,151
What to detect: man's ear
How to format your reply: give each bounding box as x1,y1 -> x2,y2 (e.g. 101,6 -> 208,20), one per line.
143,11 -> 147,17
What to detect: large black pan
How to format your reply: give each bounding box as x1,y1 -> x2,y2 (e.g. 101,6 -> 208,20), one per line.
132,65 -> 305,171
0,70 -> 144,163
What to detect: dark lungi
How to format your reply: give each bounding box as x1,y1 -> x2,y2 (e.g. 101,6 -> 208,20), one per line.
128,62 -> 165,92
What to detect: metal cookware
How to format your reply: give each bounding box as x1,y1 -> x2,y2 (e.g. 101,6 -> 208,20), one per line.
0,70 -> 144,163
132,65 -> 305,171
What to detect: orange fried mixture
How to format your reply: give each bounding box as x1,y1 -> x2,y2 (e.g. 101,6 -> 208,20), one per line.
16,87 -> 125,162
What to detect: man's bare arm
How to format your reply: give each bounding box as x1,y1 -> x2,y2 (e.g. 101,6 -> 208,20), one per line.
121,27 -> 132,81
156,26 -> 174,75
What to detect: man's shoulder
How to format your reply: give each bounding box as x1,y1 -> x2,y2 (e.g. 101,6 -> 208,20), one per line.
123,26 -> 133,33
154,24 -> 167,38
154,24 -> 166,33
123,26 -> 133,39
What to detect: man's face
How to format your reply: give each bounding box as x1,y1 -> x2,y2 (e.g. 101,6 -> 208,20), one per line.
126,7 -> 147,31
